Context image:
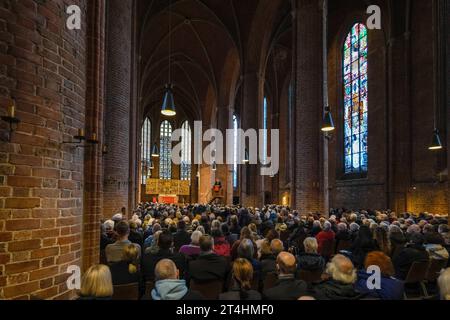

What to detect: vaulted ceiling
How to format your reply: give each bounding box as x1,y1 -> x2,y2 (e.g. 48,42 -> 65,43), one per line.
137,0 -> 292,123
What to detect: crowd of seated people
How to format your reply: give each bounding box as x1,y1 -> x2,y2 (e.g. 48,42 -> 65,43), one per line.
87,203 -> 450,300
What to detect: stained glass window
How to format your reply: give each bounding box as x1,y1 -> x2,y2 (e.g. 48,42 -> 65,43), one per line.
233,114 -> 239,189
180,121 -> 191,181
343,23 -> 368,174
141,118 -> 151,184
160,120 -> 172,180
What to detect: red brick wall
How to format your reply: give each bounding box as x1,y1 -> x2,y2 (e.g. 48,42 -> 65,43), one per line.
325,0 -> 448,215
0,0 -> 87,299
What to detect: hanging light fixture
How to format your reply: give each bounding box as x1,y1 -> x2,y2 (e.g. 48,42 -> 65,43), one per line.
212,161 -> 217,171
428,2 -> 443,152
151,142 -> 159,157
321,0 -> 334,133
429,129 -> 443,151
243,148 -> 249,163
321,106 -> 335,132
161,0 -> 176,117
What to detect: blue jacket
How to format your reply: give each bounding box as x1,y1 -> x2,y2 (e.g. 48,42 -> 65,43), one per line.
355,270 -> 404,300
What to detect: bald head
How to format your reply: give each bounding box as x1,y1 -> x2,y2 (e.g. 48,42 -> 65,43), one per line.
276,252 -> 297,275
155,259 -> 178,281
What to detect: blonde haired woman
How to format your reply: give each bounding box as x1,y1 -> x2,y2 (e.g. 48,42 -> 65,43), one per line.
78,264 -> 113,300
109,244 -> 142,286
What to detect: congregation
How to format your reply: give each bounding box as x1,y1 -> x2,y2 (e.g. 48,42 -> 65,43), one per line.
77,204 -> 450,300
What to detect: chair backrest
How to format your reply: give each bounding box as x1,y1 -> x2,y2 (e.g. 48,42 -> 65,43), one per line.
425,259 -> 448,282
404,261 -> 429,284
297,269 -> 323,283
144,281 -> 155,299
336,240 -> 352,253
251,275 -> 260,291
112,282 -> 139,300
263,272 -> 278,291
190,279 -> 223,300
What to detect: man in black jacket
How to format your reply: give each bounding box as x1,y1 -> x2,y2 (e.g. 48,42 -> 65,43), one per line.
173,220 -> 191,252
263,252 -> 308,300
188,235 -> 229,283
393,232 -> 429,280
142,230 -> 187,281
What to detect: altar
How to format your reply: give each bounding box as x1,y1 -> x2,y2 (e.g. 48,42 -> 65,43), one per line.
145,178 -> 190,204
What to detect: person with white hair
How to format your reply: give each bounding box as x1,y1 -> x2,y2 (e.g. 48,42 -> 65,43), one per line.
313,254 -> 360,300
315,221 -> 335,256
112,213 -> 123,223
349,222 -> 360,241
179,230 -> 203,257
438,268 -> 450,300
297,237 -> 325,272
335,222 -> 352,251
100,220 -> 116,251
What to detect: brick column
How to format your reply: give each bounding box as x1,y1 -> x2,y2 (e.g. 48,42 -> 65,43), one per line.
293,0 -> 323,213
445,0 -> 450,223
82,0 -> 105,271
103,0 -> 133,218
0,0 -> 88,300
240,73 -> 261,207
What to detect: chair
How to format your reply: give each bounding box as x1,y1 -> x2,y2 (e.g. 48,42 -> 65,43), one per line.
403,260 -> 429,299
190,279 -> 223,300
422,259 -> 448,296
297,269 -> 323,283
263,272 -> 278,291
112,282 -> 139,300
143,280 -> 155,300
251,275 -> 260,291
335,240 -> 352,254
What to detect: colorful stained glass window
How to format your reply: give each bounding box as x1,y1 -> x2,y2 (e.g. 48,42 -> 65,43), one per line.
141,118 -> 151,184
180,121 -> 191,181
233,114 -> 239,189
160,120 -> 172,180
343,23 -> 368,174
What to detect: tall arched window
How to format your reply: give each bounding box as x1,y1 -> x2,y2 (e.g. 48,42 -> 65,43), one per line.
233,113 -> 239,189
141,118 -> 151,184
262,96 -> 268,165
160,120 -> 172,179
180,121 -> 191,181
343,23 -> 368,174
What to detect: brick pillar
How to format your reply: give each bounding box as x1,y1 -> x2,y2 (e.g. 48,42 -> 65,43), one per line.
445,0 -> 450,223
216,104 -> 232,205
0,0 -> 87,300
82,0 -> 105,271
240,73 -> 261,207
103,0 -> 133,218
293,0 -> 323,213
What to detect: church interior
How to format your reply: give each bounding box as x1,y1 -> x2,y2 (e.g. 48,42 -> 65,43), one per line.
0,0 -> 449,301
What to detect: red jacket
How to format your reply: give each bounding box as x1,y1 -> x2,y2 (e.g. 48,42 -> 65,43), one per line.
316,230 -> 335,254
